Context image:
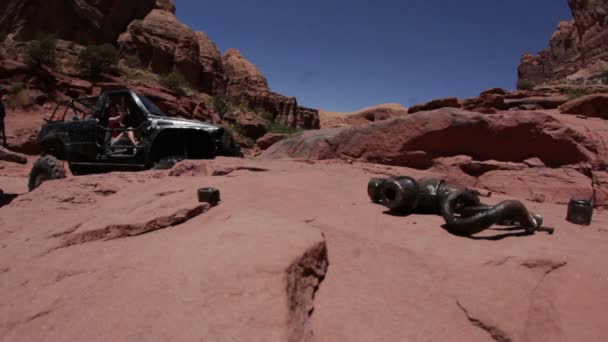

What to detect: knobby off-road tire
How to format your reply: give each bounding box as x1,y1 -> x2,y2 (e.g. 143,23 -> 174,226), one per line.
28,155 -> 67,191
152,155 -> 185,170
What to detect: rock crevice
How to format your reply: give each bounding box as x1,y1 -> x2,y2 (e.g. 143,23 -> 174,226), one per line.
286,240 -> 329,342
55,204 -> 209,249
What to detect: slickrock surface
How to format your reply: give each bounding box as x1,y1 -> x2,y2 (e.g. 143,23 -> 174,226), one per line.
1,158 -> 607,341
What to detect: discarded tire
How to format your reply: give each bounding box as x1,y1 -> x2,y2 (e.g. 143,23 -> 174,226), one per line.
153,155 -> 185,170
198,187 -> 220,206
379,176 -> 419,212
367,178 -> 386,203
28,155 -> 67,191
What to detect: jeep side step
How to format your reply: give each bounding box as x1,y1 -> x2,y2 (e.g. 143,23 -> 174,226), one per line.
69,162 -> 147,169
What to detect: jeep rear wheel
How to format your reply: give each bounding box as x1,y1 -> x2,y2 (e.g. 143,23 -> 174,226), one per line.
28,156 -> 67,191
152,155 -> 185,170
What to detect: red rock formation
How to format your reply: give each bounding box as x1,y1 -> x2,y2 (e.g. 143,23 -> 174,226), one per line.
222,49 -> 320,129
195,32 -> 226,96
223,111 -> 268,140
0,0 -> 175,45
0,1 -> 320,131
222,48 -> 270,97
263,108 -> 602,170
320,103 -> 408,128
118,10 -> 211,92
408,97 -> 461,114
518,0 -> 608,85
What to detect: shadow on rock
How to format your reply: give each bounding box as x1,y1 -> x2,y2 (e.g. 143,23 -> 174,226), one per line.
447,225 -> 535,241
0,192 -> 19,208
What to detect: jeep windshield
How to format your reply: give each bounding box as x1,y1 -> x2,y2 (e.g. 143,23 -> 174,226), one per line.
138,94 -> 166,116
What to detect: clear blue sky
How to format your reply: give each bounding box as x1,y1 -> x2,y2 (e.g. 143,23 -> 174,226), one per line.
177,0 -> 572,112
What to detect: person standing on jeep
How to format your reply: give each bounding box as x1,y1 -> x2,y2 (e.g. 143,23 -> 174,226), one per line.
0,94 -> 7,148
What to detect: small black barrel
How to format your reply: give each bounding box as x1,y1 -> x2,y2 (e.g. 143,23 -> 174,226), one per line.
198,187 -> 220,206
566,199 -> 593,226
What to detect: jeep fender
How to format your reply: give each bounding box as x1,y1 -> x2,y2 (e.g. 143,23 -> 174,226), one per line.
148,128 -> 217,164
39,133 -> 70,160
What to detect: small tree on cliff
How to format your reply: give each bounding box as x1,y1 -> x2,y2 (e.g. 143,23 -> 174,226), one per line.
25,33 -> 57,68
78,43 -> 119,79
517,78 -> 535,91
159,72 -> 188,96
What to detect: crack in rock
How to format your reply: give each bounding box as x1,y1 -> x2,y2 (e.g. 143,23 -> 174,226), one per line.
55,204 -> 209,249
520,259 -> 568,275
48,223 -> 83,239
286,240 -> 329,342
212,166 -> 269,176
457,301 -> 512,342
25,309 -> 53,323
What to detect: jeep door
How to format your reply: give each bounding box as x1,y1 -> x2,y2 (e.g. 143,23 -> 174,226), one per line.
63,101 -> 99,161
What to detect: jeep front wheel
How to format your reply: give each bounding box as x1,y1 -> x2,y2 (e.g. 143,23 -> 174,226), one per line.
28,156 -> 67,191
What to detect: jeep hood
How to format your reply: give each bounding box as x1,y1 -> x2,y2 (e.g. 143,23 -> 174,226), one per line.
148,115 -> 221,131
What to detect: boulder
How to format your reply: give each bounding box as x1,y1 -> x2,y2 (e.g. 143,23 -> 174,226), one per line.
524,157 -> 546,168
408,97 -> 461,114
461,160 -> 527,177
0,147 -> 27,164
257,133 -> 288,150
559,93 -> 608,118
224,112 -> 267,140
118,10 -> 202,88
0,0 -> 175,45
222,48 -> 269,97
476,168 -> 593,204
263,108 -> 600,169
480,87 -> 507,96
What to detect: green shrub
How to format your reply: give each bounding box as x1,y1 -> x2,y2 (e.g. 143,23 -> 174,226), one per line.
224,122 -> 255,147
567,88 -> 585,100
212,95 -> 232,116
78,43 -> 118,78
266,121 -> 302,135
25,33 -> 57,68
8,83 -> 25,94
15,90 -> 35,108
517,78 -> 535,91
159,72 -> 187,96
259,111 -> 274,122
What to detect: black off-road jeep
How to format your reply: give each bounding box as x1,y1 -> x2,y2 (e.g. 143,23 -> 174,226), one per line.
28,89 -> 241,190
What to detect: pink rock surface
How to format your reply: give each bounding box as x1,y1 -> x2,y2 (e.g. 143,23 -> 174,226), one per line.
560,93 -> 608,118
257,133 -> 288,150
1,158 -> 608,341
263,109 -> 601,170
476,167 -> 594,204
